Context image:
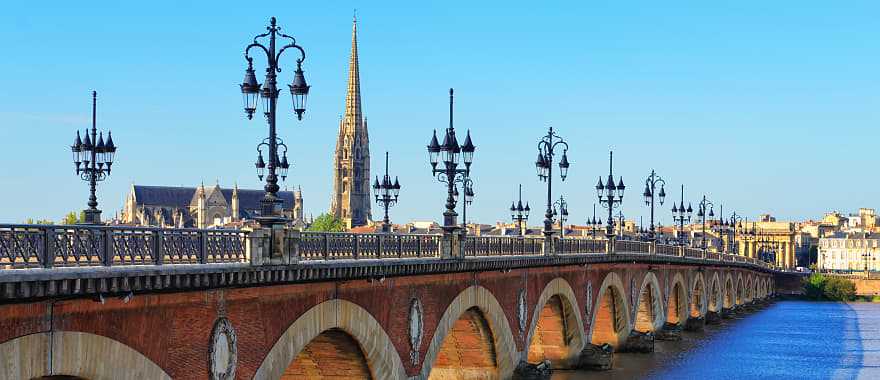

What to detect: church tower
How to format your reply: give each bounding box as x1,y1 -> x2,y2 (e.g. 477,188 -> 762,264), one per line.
330,16 -> 371,228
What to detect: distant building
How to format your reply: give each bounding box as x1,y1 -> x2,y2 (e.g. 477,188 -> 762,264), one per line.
818,232 -> 880,272
121,183 -> 303,228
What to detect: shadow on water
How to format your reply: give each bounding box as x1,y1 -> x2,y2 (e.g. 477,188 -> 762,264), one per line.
553,301 -> 872,379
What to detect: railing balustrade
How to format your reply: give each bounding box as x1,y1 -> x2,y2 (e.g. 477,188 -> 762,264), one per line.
0,224 -> 778,271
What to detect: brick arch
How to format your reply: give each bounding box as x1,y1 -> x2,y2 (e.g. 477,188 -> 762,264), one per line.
745,276 -> 754,302
736,274 -> 745,305
666,273 -> 688,325
524,277 -> 586,369
723,273 -> 735,309
419,285 -> 518,380
709,272 -> 723,312
0,331 -> 171,380
690,272 -> 708,318
588,272 -> 631,349
253,299 -> 406,380
633,272 -> 664,332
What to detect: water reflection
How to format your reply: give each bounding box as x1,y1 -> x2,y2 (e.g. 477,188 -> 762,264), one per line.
554,301 -> 880,379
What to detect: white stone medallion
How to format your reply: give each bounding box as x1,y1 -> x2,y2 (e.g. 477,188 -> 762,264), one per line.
517,289 -> 527,337
209,317 -> 237,380
409,298 -> 424,366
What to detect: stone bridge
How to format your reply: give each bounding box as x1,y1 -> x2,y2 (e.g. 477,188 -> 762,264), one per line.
0,224 -> 798,379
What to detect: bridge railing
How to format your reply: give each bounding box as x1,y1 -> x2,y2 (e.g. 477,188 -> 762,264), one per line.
557,238 -> 606,254
0,224 -> 247,269
655,243 -> 679,256
614,239 -> 651,254
463,236 -> 544,257
298,232 -> 441,260
683,247 -> 704,259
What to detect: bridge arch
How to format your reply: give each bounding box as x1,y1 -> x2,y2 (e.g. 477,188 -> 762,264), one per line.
745,277 -> 754,302
708,272 -> 723,312
525,277 -> 586,369
736,274 -> 745,305
420,285 -> 518,380
723,273 -> 735,309
690,272 -> 708,318
588,272 -> 631,349
0,331 -> 171,380
253,299 -> 406,380
666,273 -> 688,325
633,272 -> 664,332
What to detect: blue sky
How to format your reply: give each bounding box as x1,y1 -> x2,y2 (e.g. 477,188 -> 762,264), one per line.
1,1 -> 878,225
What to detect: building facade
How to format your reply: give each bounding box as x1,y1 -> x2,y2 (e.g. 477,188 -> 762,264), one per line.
818,233 -> 880,272
330,17 -> 371,229
121,184 -> 303,228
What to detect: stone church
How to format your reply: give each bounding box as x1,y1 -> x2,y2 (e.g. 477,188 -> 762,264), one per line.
330,17 -> 372,229
121,183 -> 303,228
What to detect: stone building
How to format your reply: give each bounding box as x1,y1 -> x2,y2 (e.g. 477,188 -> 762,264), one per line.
330,17 -> 372,229
818,232 -> 880,272
121,183 -> 303,228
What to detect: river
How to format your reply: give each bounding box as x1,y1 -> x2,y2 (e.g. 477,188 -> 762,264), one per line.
553,301 -> 880,379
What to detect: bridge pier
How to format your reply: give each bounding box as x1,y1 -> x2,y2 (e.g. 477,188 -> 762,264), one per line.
705,311 -> 722,324
655,322 -> 683,341
575,343 -> 614,371
721,307 -> 734,319
619,330 -> 655,353
684,316 -> 705,332
513,360 -> 552,379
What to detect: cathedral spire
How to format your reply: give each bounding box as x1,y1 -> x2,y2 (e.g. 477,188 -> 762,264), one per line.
344,16 -> 362,129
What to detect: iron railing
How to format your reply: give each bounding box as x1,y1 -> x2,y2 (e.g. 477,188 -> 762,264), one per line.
0,224 -> 778,270
0,224 -> 247,269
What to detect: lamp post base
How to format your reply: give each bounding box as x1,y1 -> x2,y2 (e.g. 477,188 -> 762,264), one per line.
81,209 -> 102,225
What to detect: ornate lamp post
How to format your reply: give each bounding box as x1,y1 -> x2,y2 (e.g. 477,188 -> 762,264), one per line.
616,211 -> 625,238
239,17 -> 309,226
596,151 -> 624,237
712,204 -> 728,252
728,212 -> 744,254
373,152 -> 401,233
510,184 -> 530,236
587,204 -> 603,238
535,127 -> 570,238
642,170 -> 666,240
862,251 -> 875,277
460,178 -> 475,232
671,185 -> 693,246
552,195 -> 569,238
696,195 -> 715,250
427,88 -> 475,233
71,91 -> 117,225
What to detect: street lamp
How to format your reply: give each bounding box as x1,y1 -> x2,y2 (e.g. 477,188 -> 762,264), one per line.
728,212 -> 744,254
616,211 -> 625,238
553,195 -> 569,238
373,152 -> 401,233
510,184 -> 530,236
239,17 -> 309,225
712,204 -> 728,253
427,88 -> 475,233
71,91 -> 117,225
671,184 -> 693,246
596,151 -> 624,237
587,204 -> 602,239
696,195 -> 715,250
642,170 -> 666,240
536,126 -> 570,238
862,251 -> 875,278
461,177 -> 475,232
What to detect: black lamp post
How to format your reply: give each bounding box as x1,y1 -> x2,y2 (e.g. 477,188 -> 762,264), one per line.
535,126 -> 570,238
616,211 -> 625,238
696,195 -> 715,250
670,184 -> 693,246
373,152 -> 401,233
461,177 -> 475,232
713,204 -> 728,253
729,211 -> 744,254
510,184 -> 530,236
596,151 -> 624,237
427,88 -> 475,233
642,170 -> 666,240
71,91 -> 117,225
862,251 -> 875,277
587,204 -> 602,238
239,17 -> 309,226
553,195 -> 569,238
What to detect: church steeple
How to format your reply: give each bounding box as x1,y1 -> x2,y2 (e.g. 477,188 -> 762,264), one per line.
330,15 -> 372,229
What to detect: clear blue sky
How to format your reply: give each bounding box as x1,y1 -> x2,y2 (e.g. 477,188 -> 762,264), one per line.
1,1 -> 878,225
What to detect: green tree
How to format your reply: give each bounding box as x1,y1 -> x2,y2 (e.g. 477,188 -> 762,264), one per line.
824,277 -> 856,301
60,211 -> 85,225
803,273 -> 826,300
307,213 -> 345,232
24,218 -> 54,225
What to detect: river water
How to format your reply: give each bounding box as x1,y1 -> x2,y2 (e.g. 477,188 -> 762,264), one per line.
553,301 -> 880,379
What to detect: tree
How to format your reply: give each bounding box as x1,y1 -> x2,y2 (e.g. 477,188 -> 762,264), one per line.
307,213 -> 345,232
24,218 -> 53,225
824,277 -> 856,301
803,273 -> 826,300
60,211 -> 85,225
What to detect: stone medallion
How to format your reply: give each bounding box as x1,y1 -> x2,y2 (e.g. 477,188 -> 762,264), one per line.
408,298 -> 423,366
517,289 -> 527,335
209,317 -> 237,380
